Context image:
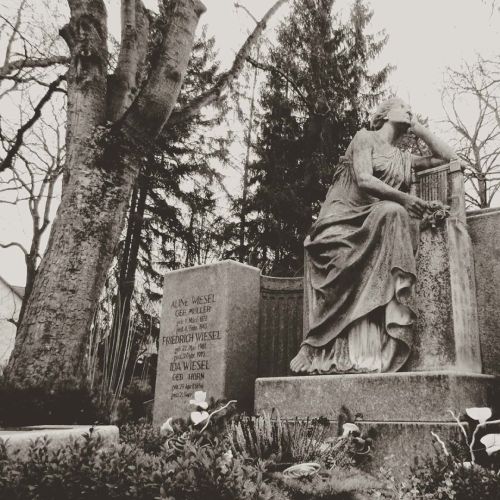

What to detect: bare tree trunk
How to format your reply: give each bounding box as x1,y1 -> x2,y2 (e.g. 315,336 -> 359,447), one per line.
239,47 -> 260,263
6,0 -> 205,384
477,173 -> 488,208
6,0 -> 287,386
18,237 -> 39,326
114,171 -> 148,380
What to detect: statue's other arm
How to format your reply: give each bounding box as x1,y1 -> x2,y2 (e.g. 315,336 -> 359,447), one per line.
352,130 -> 428,218
410,121 -> 458,172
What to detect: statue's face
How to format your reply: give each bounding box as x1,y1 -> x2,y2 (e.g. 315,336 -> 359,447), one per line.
386,100 -> 412,125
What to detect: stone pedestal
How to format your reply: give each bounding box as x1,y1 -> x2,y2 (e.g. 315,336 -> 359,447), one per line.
153,261 -> 260,426
255,372 -> 498,473
468,207 -> 500,375
255,372 -> 498,421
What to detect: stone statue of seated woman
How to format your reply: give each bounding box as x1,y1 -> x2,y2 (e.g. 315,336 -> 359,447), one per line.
290,97 -> 457,375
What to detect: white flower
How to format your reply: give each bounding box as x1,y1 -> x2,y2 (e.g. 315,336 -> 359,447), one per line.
189,391 -> 208,410
190,410 -> 209,425
461,461 -> 473,469
480,434 -> 500,455
160,417 -> 174,436
465,407 -> 492,423
342,422 -> 360,437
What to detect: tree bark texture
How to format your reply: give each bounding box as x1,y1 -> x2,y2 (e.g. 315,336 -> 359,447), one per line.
6,0 -> 205,384
7,0 -> 287,385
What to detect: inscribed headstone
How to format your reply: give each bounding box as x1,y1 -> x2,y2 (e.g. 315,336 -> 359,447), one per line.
153,260 -> 260,425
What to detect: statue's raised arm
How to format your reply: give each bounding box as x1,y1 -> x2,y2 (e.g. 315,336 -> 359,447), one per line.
409,119 -> 458,172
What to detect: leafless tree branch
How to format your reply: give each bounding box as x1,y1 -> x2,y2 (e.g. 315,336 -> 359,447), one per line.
169,0 -> 289,125
0,73 -> 65,172
0,241 -> 28,255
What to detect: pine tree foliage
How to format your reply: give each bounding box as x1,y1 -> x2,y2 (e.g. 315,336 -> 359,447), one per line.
236,0 -> 391,276
100,28 -> 231,371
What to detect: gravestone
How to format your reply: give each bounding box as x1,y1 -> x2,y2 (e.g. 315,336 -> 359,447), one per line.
153,260 -> 260,426
255,161 -> 499,473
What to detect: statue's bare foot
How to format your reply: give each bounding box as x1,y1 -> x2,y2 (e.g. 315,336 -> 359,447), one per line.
290,345 -> 314,373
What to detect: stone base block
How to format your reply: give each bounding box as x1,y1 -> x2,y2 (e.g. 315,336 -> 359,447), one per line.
255,372 -> 500,476
358,421 -> 464,476
317,420 -> 466,478
255,371 -> 498,422
0,425 -> 119,459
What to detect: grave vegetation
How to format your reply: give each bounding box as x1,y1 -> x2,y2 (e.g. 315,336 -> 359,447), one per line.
2,398 -> 500,499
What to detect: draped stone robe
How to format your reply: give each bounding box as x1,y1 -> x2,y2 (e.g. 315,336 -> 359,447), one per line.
304,128 -> 417,374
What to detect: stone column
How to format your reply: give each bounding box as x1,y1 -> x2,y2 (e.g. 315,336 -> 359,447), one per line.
153,260 -> 260,426
406,161 -> 481,372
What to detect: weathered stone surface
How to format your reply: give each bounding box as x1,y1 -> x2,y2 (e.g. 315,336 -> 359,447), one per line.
409,224 -> 455,369
356,421 -> 466,477
406,218 -> 481,372
255,372 -> 498,422
404,162 -> 481,372
259,275 -> 303,377
0,425 -> 118,459
303,419 -> 466,477
153,261 -> 260,426
468,207 -> 500,376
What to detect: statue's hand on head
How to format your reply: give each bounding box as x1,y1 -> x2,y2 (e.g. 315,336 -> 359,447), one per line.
408,118 -> 425,136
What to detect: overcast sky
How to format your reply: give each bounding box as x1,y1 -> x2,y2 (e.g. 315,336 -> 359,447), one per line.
0,0 -> 499,286
201,0 -> 500,122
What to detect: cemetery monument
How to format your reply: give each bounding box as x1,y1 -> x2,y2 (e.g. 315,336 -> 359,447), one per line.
155,97 -> 499,470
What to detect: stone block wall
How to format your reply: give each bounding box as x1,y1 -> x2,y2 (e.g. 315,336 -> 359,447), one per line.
468,207 -> 500,375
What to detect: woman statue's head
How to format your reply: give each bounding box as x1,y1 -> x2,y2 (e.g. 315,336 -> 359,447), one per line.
370,97 -> 412,130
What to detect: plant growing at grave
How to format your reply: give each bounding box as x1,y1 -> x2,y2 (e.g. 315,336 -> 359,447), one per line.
439,407 -> 500,467
226,412 -> 372,468
0,422 -> 289,500
159,391 -> 238,455
158,437 -> 287,500
120,418 -> 165,455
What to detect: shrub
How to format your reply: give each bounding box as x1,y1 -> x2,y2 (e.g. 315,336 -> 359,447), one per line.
159,437 -> 288,500
396,451 -> 500,500
0,376 -> 100,426
0,373 -> 156,427
121,380 -> 154,422
0,426 -> 291,500
120,419 -> 165,455
227,413 -> 332,463
0,431 -> 162,500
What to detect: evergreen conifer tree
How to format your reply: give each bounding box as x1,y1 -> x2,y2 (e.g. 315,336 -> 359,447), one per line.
239,0 -> 391,276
